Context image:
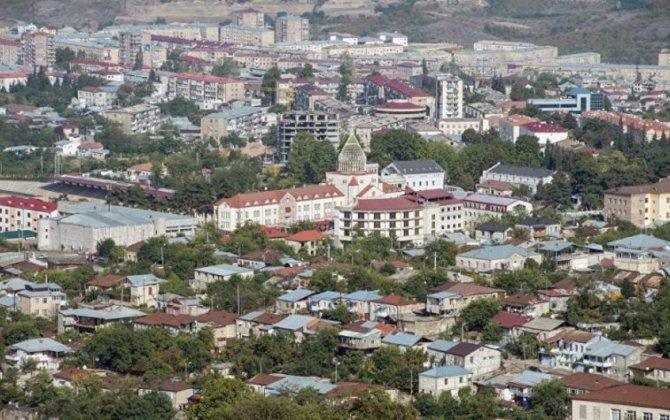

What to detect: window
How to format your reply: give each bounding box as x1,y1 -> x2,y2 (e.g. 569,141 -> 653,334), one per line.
643,413 -> 652,420
443,378 -> 448,385
625,411 -> 636,420
660,415 -> 669,420
610,409 -> 621,420
578,405 -> 587,419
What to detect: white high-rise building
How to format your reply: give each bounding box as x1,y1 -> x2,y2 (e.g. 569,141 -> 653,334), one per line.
435,74 -> 463,120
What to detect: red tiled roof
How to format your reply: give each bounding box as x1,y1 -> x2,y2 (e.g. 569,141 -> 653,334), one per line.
285,230 -> 327,243
478,179 -> 515,191
629,357 -> 670,373
375,102 -> 424,110
446,283 -> 505,297
133,313 -> 195,328
0,196 -> 57,213
240,249 -> 282,263
0,71 -> 31,79
53,368 -> 90,381
157,380 -> 192,392
366,74 -> 432,98
259,225 -> 289,239
0,38 -> 20,47
87,274 -> 126,289
195,310 -> 238,327
490,311 -> 532,329
537,288 -> 571,298
373,294 -> 419,306
355,197 -> 421,211
571,384 -> 670,411
560,373 -> 621,392
447,342 -> 482,357
252,312 -> 288,325
522,121 -> 567,133
215,185 -> 344,209
248,374 -> 283,386
504,293 -> 547,306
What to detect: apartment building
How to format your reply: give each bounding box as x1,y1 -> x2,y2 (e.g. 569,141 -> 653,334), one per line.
571,385 -> 670,420
0,196 -> 58,232
334,197 -> 425,247
365,75 -> 434,115
201,106 -> 269,141
276,111 -> 340,161
167,72 -> 245,110
581,111 -> 670,143
219,24 -> 275,47
214,185 -> 345,231
404,189 -> 465,237
498,115 -> 541,143
77,86 -> 116,109
20,31 -> 55,68
103,104 -> 161,135
16,283 -> 66,318
437,118 -> 483,136
604,178 -> 670,228
435,74 -> 463,120
118,30 -> 146,68
519,121 -> 569,145
479,163 -> 556,194
233,8 -> 265,28
461,192 -> 533,229
275,15 -> 310,43
0,38 -> 20,66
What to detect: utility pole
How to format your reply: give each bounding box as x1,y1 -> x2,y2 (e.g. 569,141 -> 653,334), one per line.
433,252 -> 437,271
236,282 -> 240,314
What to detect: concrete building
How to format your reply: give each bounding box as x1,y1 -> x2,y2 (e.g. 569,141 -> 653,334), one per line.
167,72 -> 245,110
139,381 -> 195,411
571,385 -> 670,420
419,366 -> 473,397
381,160 -> 445,191
118,30 -> 145,68
37,202 -> 198,252
58,305 -> 146,334
6,338 -> 72,371
435,74 -> 463,120
214,185 -> 345,231
455,245 -> 542,272
20,31 -> 55,68
604,178 -> 670,228
102,104 -> 161,135
365,75 -> 434,116
460,192 -> 533,229
127,274 -> 165,307
519,121 -> 569,145
498,115 -> 541,143
0,196 -> 58,233
219,24 -> 275,47
16,283 -> 66,318
201,106 -> 269,141
660,49 -> 670,66
275,15 -> 310,43
0,38 -> 20,66
479,163 -> 556,194
233,8 -> 265,28
276,111 -> 340,161
77,86 -> 116,109
528,88 -> 604,113
192,264 -> 254,290
437,118 -> 483,137
334,197 -> 424,247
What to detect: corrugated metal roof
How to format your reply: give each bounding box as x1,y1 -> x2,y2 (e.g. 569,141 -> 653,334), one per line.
344,290 -> 381,302
427,340 -> 458,353
277,289 -> 314,302
10,338 -> 72,353
458,245 -> 539,261
272,314 -> 315,331
195,264 -> 253,277
382,332 -> 421,347
420,365 -> 471,378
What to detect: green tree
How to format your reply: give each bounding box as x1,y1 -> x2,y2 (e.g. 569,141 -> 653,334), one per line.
322,304 -> 357,324
461,298 -> 502,330
300,63 -> 314,78
481,322 -> 503,344
348,389 -> 416,419
369,129 -> 428,168
513,135 -> 542,167
261,66 -> 281,105
112,391 -> 175,420
187,377 -> 255,420
287,132 -> 337,184
212,58 -> 240,77
133,51 -> 144,70
96,238 -> 116,258
531,379 -> 569,419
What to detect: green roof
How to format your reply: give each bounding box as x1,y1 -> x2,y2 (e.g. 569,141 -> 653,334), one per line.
1,230 -> 37,240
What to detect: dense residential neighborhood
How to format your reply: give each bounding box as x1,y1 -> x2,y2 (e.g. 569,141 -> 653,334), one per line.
0,5 -> 669,420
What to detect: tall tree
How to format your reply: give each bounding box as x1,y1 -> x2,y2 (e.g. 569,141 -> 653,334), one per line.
287,132 -> 337,184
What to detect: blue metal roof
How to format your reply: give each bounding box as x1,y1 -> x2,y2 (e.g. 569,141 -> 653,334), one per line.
540,241 -> 574,253
10,338 -> 72,354
309,291 -> 342,302
511,370 -> 554,386
272,314 -> 315,331
382,332 -> 422,347
344,290 -> 381,302
0,295 -> 15,308
267,375 -> 338,395
585,338 -> 638,357
427,291 -> 461,300
195,264 -> 253,277
239,310 -> 264,321
427,340 -> 458,353
458,245 -> 539,261
607,234 -> 670,250
60,306 -> 145,321
126,274 -> 165,286
277,289 -> 314,302
420,365 -> 471,378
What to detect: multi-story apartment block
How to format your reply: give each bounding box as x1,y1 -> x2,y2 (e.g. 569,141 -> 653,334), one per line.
0,38 -> 20,66
581,111 -> 670,143
571,384 -> 670,420
219,24 -> 275,47
103,104 -> 161,135
0,196 -> 58,232
233,8 -> 266,29
334,197 -> 425,247
77,86 -> 116,109
498,115 -> 541,143
118,30 -> 146,68
276,111 -> 340,161
275,15 -> 310,43
604,178 -> 670,228
214,185 -> 345,231
167,72 -> 245,110
201,106 -> 270,141
20,31 -> 55,68
404,189 -> 465,237
16,283 -> 66,318
461,192 -> 533,229
435,74 -> 463,120
364,75 -> 434,116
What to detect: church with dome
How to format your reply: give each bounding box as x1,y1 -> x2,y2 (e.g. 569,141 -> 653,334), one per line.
326,132 -> 403,205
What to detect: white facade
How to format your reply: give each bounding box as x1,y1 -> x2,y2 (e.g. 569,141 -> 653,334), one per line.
480,163 -> 555,195
419,367 -> 473,397
0,196 -> 58,233
435,74 -> 463,120
381,160 -> 445,192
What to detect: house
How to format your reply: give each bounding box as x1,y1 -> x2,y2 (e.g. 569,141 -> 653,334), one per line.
283,230 -> 328,256
456,245 -> 542,272
426,283 -> 505,316
519,121 -> 568,145
539,329 -> 599,370
629,356 -> 670,382
369,294 -> 424,320
239,249 -> 284,269
194,311 -> 238,351
490,311 -> 533,343
15,283 -> 66,317
503,294 -> 550,317
133,313 -> 196,334
308,291 -> 344,315
606,234 -> 669,274
380,160 -> 445,191
85,274 -> 126,293
126,274 -> 165,307
537,288 -> 572,313
337,321 -> 385,351
474,223 -> 513,243
580,337 -> 644,380
275,289 -> 315,314
515,217 -> 561,239
58,305 -> 146,334
419,366 -> 473,397
560,372 -> 621,396
571,384 -> 670,420
427,341 -> 501,379
521,317 -> 566,341
163,296 -> 209,316
425,291 -> 463,316
139,380 -> 194,411
192,264 -> 254,290
237,311 -> 288,338
381,332 -> 426,352
344,290 -> 382,317
476,179 -> 516,197
507,370 -> 556,399
266,314 -> 321,340
6,338 -> 72,371
479,163 -> 555,194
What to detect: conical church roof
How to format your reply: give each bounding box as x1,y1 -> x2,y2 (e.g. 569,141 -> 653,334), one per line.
338,132 -> 366,172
